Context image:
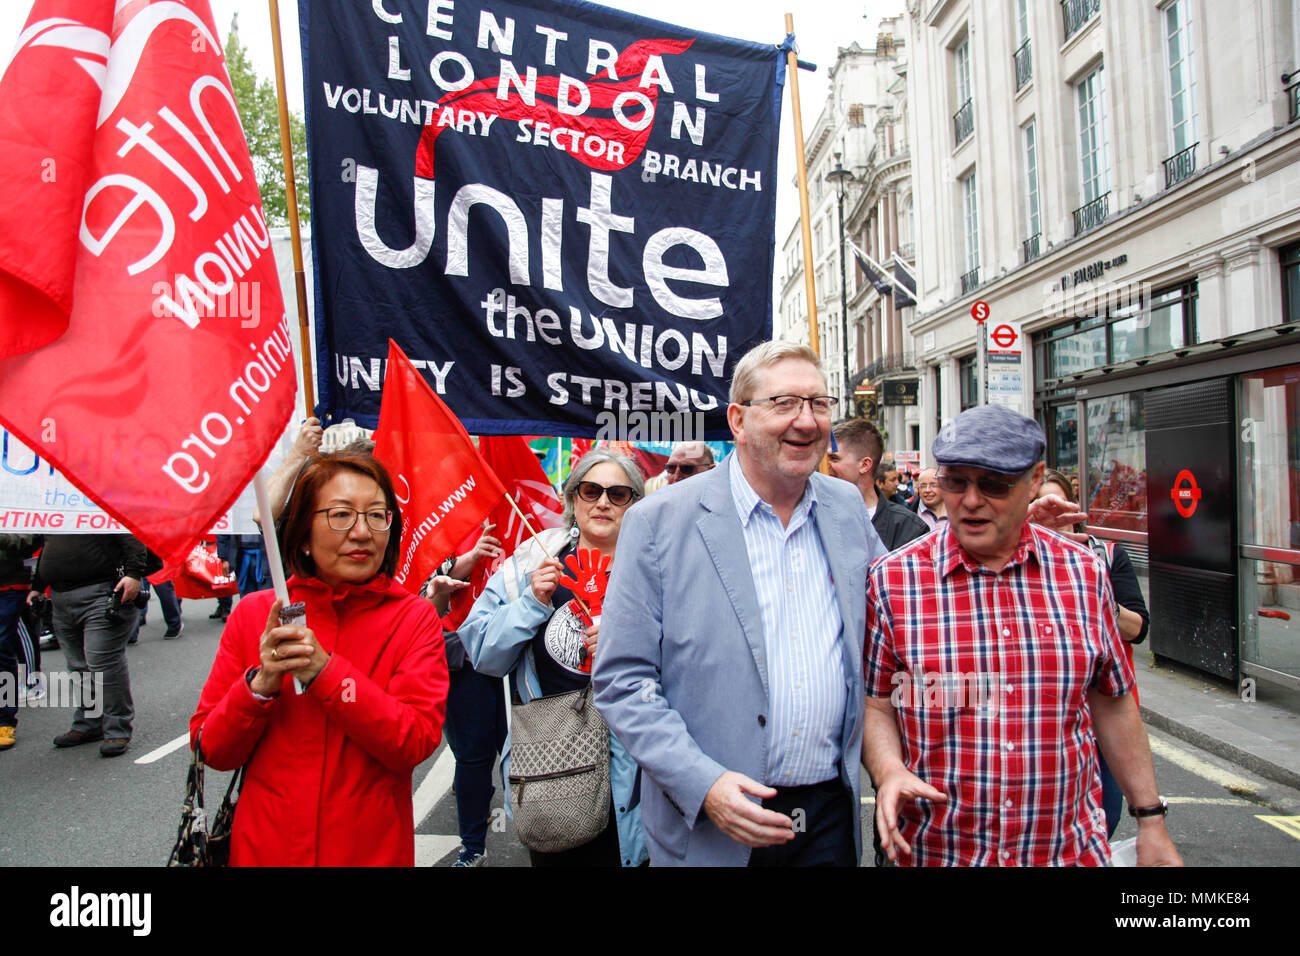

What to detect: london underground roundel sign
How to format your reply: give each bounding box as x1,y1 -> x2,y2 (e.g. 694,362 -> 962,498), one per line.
1171,469 -> 1202,518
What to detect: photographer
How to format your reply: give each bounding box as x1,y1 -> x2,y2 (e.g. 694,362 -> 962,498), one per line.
31,534 -> 147,758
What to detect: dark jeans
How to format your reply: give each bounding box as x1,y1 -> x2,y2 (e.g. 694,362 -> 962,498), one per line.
0,590 -> 23,727
442,665 -> 508,856
748,777 -> 857,867
1099,751 -> 1123,839
51,582 -> 137,739
134,579 -> 181,633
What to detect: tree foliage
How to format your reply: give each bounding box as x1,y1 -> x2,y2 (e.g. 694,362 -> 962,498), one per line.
224,16 -> 310,227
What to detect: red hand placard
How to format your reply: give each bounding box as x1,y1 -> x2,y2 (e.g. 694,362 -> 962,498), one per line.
558,548 -> 611,616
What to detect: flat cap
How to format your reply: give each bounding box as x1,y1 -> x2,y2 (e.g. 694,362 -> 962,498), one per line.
932,404 -> 1046,474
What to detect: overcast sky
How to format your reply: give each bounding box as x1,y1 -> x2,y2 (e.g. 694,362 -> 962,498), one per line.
1,0 -> 903,248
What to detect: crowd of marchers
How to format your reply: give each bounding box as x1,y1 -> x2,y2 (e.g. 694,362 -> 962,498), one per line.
0,339 -> 1178,868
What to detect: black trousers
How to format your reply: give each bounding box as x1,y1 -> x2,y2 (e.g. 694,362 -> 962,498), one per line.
748,777 -> 857,867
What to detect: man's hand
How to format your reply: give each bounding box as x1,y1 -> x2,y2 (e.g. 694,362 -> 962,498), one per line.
115,575 -> 141,603
1028,493 -> 1087,535
291,416 -> 323,460
1135,817 -> 1184,867
702,771 -> 794,848
873,766 -> 947,862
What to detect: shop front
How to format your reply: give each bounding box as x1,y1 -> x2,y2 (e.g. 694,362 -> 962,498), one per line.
1034,317 -> 1300,690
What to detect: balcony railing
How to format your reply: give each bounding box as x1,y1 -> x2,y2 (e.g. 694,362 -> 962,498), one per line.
1023,232 -> 1041,263
1014,39 -> 1033,91
1071,191 -> 1110,235
960,268 -> 980,295
1162,142 -> 1198,189
1061,0 -> 1100,43
861,351 -> 918,383
953,98 -> 974,145
1285,71 -> 1300,124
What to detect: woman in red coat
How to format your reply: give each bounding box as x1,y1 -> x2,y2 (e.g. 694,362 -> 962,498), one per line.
189,451 -> 448,866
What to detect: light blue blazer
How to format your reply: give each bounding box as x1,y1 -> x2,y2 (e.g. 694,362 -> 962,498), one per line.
592,455 -> 884,866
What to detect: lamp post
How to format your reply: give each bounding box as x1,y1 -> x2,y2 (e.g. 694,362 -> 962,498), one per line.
825,154 -> 855,418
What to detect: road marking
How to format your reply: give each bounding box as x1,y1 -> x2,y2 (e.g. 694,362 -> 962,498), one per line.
861,794 -> 1246,807
134,732 -> 191,765
415,834 -> 462,866
1167,797 -> 1250,806
1147,737 -> 1259,797
1256,815 -> 1300,841
412,747 -> 456,828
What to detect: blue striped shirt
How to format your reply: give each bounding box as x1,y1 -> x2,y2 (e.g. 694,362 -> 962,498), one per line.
730,462 -> 846,785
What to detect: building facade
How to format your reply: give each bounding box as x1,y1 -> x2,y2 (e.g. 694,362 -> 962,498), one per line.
778,19 -> 918,451
907,0 -> 1300,689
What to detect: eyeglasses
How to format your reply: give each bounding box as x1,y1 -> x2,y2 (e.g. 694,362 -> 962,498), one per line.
935,471 -> 1026,499
740,394 -> 837,417
314,507 -> 393,532
576,481 -> 638,507
665,463 -> 698,476
917,482 -> 940,491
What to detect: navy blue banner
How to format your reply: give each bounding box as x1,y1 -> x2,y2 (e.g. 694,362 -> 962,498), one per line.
299,0 -> 784,437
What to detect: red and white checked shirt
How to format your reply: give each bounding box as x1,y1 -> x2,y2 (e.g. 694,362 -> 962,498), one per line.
864,521 -> 1134,866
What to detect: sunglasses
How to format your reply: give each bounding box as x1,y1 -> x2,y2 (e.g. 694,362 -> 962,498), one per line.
936,471 -> 1026,499
665,463 -> 697,475
576,481 -> 638,507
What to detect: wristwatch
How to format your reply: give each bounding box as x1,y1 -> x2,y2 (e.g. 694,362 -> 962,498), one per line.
1128,796 -> 1169,818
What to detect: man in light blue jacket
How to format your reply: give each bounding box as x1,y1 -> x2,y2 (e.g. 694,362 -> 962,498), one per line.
594,342 -> 886,866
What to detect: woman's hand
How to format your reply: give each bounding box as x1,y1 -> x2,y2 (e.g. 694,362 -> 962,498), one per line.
467,523 -> 503,565
583,620 -> 599,661
424,574 -> 469,615
529,557 -> 563,606
250,600 -> 330,695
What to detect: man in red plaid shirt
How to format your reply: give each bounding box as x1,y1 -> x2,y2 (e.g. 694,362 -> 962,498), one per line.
862,405 -> 1182,866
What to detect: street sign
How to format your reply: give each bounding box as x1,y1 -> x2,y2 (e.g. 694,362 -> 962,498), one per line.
971,301 -> 990,323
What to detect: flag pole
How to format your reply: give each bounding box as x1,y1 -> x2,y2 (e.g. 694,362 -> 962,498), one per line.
267,0 -> 315,418
785,14 -> 819,357
253,468 -> 305,693
501,493 -> 593,619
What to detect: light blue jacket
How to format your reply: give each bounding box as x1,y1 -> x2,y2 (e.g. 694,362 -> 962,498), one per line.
458,529 -> 647,867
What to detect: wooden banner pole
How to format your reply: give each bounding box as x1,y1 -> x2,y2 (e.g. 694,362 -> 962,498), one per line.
267,0 -> 315,417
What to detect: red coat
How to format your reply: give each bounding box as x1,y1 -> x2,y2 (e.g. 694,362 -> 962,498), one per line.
189,574 -> 447,866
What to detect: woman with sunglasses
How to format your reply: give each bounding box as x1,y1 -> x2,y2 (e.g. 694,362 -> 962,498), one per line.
459,449 -> 648,866
189,450 -> 448,865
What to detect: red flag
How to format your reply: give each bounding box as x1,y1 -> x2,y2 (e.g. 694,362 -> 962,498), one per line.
0,0 -> 293,565
443,435 -> 565,629
372,340 -> 506,593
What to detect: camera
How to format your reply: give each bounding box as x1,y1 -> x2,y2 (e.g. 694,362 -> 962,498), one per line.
105,588 -> 128,625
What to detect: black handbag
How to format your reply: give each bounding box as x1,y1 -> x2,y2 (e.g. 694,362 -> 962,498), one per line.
167,730 -> 245,867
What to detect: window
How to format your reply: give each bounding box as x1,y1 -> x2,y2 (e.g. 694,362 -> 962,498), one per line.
1086,393 -> 1147,533
1165,0 -> 1198,154
959,354 -> 978,410
1077,66 -> 1109,204
1037,282 -> 1198,380
960,172 -> 979,290
953,37 -> 974,143
1283,243 -> 1300,324
1023,120 -> 1041,251
1014,0 -> 1032,90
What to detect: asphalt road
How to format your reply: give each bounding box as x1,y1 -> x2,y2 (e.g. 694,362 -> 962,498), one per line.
2,591 -> 1298,868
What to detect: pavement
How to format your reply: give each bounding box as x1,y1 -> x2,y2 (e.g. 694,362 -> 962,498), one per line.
1134,649 -> 1300,792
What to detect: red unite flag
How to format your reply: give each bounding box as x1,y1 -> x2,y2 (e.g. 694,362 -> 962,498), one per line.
372,340 -> 506,594
0,0 -> 294,564
442,435 -> 565,630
